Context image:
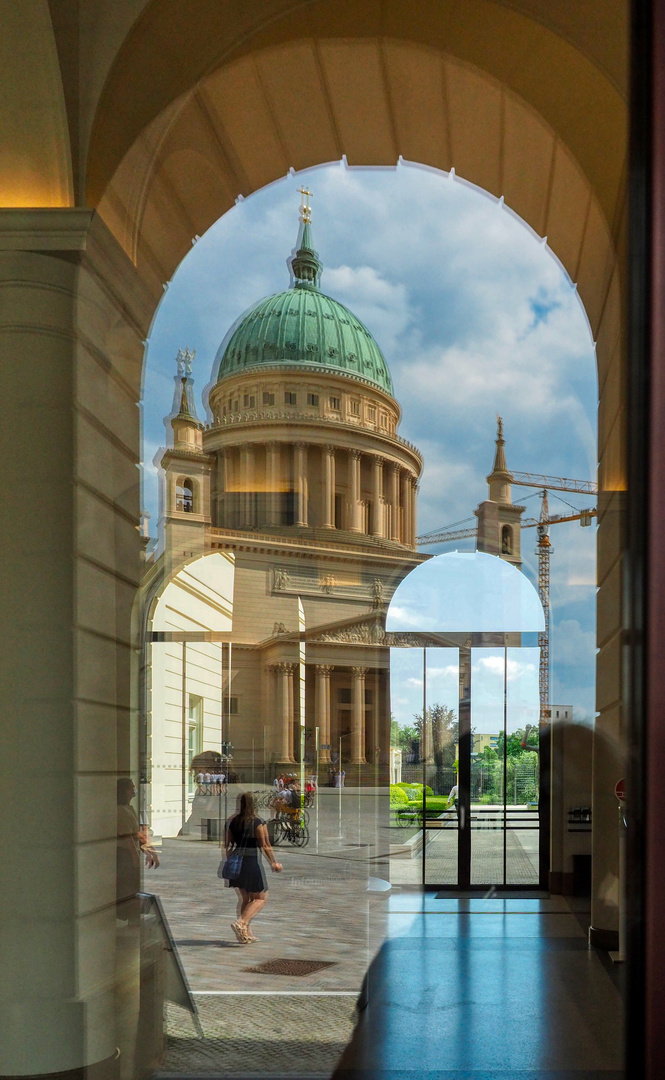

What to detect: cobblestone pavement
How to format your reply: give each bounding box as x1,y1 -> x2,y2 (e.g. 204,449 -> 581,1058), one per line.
160,996 -> 356,1078
152,788 -> 544,1076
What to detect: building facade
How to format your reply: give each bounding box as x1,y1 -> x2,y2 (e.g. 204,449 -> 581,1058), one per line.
143,202 -> 426,836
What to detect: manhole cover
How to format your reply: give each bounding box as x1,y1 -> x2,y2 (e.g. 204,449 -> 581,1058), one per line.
243,958 -> 337,977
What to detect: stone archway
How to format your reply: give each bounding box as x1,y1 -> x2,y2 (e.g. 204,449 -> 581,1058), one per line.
0,5 -> 629,1073
89,13 -> 625,939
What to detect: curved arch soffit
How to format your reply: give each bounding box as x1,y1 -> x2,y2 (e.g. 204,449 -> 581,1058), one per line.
386,551 -> 545,635
151,551 -> 235,633
95,34 -> 622,354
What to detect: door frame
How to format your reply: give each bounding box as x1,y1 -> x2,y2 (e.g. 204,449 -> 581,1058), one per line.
390,631 -> 548,891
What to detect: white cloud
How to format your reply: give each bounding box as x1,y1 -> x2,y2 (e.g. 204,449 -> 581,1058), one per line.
553,619 -> 597,667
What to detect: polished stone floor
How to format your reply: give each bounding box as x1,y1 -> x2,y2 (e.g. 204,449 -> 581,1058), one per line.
152,789 -> 623,1078
334,894 -> 624,1080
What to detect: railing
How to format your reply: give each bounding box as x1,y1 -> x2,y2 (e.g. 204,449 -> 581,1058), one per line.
203,409 -> 423,464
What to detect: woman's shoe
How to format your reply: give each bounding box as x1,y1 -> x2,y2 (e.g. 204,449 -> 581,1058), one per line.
245,930 -> 258,942
231,921 -> 249,943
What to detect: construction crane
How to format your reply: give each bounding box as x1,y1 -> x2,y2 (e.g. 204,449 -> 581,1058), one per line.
417,473 -> 597,726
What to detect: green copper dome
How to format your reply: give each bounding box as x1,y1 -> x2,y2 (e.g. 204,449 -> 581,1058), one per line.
213,216 -> 394,396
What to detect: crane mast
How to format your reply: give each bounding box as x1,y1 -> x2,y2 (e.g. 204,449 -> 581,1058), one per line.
536,491 -> 552,725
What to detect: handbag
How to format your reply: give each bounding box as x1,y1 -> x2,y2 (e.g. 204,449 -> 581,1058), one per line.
218,851 -> 242,880
217,823 -> 249,880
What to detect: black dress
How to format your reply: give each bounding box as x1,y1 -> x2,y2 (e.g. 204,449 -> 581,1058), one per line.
228,815 -> 268,893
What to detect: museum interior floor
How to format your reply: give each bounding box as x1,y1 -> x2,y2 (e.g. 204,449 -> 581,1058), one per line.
333,894 -> 625,1080
154,789 -> 624,1079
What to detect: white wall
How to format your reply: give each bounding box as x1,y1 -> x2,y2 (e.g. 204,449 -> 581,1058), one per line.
150,552 -> 234,835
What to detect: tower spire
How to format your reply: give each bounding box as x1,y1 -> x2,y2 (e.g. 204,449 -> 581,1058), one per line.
171,348 -> 199,421
487,415 -> 513,504
290,186 -> 322,288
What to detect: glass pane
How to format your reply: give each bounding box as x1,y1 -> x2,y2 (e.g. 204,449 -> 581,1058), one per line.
505,646 -> 540,885
424,649 -> 460,886
470,647 -> 506,885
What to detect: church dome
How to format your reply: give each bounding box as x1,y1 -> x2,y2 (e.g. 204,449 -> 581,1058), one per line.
212,207 -> 394,397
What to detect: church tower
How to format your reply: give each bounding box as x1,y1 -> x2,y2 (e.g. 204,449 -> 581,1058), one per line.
475,418 -> 525,568
156,347 -> 211,562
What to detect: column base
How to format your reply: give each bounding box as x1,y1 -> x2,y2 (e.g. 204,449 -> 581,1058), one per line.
0,1050 -> 121,1080
588,925 -> 620,951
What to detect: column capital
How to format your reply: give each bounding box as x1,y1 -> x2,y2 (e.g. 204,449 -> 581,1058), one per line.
349,449 -> 363,461
323,443 -> 336,456
294,441 -> 308,451
314,663 -> 335,675
271,661 -> 296,674
351,666 -> 369,677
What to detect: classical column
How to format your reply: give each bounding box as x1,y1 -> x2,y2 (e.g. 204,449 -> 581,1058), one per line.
240,444 -> 255,527
266,441 -> 281,527
315,665 -> 334,764
371,456 -> 384,537
216,449 -> 227,527
351,667 -> 368,764
389,464 -> 400,541
322,445 -> 335,528
410,477 -> 418,547
401,471 -> 411,545
349,450 -> 362,532
272,663 -> 296,762
0,210 -> 150,1077
295,443 -> 308,526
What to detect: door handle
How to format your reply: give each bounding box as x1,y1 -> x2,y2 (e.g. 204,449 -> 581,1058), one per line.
460,806 -> 465,830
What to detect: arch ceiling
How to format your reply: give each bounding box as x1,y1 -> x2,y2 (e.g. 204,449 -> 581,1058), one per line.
88,0 -> 626,493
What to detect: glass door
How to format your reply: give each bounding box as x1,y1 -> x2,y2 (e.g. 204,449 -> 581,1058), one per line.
469,646 -> 541,888
390,642 -> 545,889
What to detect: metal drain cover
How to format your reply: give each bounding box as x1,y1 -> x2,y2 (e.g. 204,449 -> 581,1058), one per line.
243,958 -> 337,977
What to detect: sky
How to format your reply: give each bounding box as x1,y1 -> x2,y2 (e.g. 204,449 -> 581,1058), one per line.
142,160 -> 598,729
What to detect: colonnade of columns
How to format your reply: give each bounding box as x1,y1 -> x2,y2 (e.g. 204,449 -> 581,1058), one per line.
217,442 -> 418,545
270,662 -> 380,766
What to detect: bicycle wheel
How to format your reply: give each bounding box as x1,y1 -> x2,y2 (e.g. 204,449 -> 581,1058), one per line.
294,821 -> 309,847
267,818 -> 283,846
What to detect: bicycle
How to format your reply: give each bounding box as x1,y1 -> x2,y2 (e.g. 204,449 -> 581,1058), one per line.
271,810 -> 309,847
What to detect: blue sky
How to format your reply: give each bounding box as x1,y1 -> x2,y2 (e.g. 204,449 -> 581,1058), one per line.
143,160 -> 598,726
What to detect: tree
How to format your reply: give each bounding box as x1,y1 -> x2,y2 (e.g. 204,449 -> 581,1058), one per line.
413,703 -> 458,791
495,726 -> 539,760
390,718 -> 419,754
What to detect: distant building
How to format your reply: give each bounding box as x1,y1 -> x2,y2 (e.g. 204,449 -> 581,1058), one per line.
142,199 -> 426,836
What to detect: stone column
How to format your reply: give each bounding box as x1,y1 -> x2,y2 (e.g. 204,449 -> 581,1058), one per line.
351,667 -> 368,764
371,456 -> 384,537
240,444 -> 255,527
349,450 -> 362,532
266,441 -> 280,526
410,477 -> 418,547
272,663 -> 296,763
322,445 -> 335,528
315,665 -> 334,764
0,209 -> 152,1077
389,464 -> 400,541
401,471 -> 411,545
216,450 -> 227,527
295,443 -> 308,526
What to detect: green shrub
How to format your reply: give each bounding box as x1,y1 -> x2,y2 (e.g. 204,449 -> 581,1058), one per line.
396,781 -> 434,796
390,785 -> 409,804
406,795 -> 451,814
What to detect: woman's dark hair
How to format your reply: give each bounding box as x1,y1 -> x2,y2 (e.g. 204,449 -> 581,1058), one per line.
238,790 -> 256,822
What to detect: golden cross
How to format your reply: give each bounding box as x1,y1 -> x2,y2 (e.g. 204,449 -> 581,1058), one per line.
297,186 -> 313,223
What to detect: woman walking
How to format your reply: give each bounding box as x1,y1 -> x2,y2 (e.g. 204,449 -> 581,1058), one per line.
225,791 -> 282,943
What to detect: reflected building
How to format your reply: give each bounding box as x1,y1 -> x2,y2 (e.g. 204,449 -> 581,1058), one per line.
143,199 -> 425,837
